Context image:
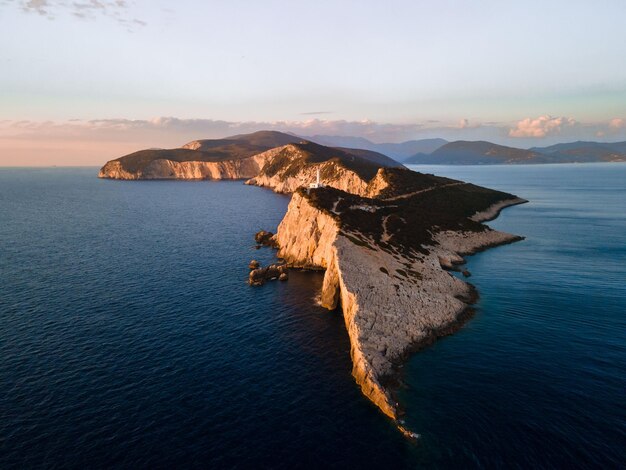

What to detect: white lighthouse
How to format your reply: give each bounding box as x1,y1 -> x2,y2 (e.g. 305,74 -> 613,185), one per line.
309,168 -> 325,189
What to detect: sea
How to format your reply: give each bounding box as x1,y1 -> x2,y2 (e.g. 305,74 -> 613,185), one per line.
0,164 -> 624,469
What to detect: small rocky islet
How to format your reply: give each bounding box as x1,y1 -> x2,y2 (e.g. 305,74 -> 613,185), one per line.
99,130 -> 527,434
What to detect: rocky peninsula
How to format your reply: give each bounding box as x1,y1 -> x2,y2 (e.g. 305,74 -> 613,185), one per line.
99,130 -> 527,432
271,170 -> 525,423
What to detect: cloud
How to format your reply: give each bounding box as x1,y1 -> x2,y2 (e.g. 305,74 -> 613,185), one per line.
509,115 -> 577,138
22,0 -> 48,15
3,115 -> 624,153
300,111 -> 334,116
16,0 -> 146,29
0,116 -> 558,147
0,117 -> 431,145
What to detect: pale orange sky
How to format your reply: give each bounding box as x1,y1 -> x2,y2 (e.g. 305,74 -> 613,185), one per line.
2,116 -> 626,166
1,1 -> 626,165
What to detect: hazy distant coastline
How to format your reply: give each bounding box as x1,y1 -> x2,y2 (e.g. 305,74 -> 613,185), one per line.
311,136 -> 626,165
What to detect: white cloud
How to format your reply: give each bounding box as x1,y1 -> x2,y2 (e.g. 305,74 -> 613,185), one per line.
0,117 -> 428,145
22,0 -> 48,15
4,116 -> 624,148
509,115 -> 577,138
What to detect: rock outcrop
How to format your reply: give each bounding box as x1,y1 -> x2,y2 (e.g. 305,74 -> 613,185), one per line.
249,263 -> 289,286
254,230 -> 276,247
248,260 -> 260,270
245,143 -> 383,196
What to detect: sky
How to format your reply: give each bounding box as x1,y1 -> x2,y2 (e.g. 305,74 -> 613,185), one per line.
1,0 -> 625,165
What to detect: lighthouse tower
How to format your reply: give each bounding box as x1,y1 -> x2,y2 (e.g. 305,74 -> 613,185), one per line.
309,168 -> 325,189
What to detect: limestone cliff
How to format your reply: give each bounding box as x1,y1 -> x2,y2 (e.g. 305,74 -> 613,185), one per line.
98,153 -> 269,180
273,169 -> 527,422
98,131 -> 400,189
244,144 -> 374,196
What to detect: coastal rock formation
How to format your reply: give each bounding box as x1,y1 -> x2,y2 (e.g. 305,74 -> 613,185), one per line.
249,263 -> 289,286
254,230 -> 276,247
273,168 -> 527,420
245,149 -> 370,195
98,150 -> 269,180
98,131 -> 401,190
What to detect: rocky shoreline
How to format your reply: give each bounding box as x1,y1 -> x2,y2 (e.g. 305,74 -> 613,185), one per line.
271,190 -> 526,429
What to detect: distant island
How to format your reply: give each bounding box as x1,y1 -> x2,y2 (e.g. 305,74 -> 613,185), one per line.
312,135 -> 626,164
99,131 -> 527,435
404,140 -> 626,165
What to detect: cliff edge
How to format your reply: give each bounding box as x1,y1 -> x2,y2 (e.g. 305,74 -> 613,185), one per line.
98,131 -> 401,195
273,167 -> 526,421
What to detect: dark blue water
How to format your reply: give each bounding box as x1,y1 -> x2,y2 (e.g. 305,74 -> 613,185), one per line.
403,164 -> 626,468
1,165 -> 624,468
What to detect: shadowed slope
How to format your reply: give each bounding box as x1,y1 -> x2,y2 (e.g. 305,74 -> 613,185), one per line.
99,130 -> 400,178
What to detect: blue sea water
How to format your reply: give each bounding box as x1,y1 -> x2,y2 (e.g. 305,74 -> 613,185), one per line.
0,165 -> 625,468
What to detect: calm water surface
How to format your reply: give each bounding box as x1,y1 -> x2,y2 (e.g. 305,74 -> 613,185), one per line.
1,165 -> 625,468
403,163 -> 626,468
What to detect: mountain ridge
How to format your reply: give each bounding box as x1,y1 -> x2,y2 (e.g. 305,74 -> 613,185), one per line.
405,139 -> 626,164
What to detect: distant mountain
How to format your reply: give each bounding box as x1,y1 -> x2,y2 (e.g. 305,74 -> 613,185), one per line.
405,140 -> 626,165
531,141 -> 626,163
308,135 -> 447,161
405,141 -> 544,165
